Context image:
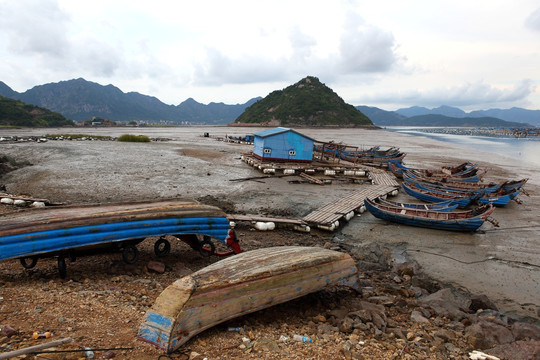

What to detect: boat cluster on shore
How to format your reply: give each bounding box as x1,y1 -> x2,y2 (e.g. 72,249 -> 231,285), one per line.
364,161 -> 528,232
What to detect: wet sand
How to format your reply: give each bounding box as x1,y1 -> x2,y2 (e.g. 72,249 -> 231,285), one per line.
1,126 -> 539,320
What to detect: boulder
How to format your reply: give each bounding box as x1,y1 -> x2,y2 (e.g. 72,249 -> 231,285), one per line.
419,288 -> 471,320
146,261 -> 166,274
485,340 -> 540,360
466,319 -> 514,349
511,322 -> 540,341
470,294 -> 499,312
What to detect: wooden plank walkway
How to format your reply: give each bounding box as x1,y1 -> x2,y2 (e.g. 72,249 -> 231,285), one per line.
302,184 -> 398,227
367,168 -> 400,187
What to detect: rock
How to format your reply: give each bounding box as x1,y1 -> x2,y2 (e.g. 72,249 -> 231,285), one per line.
1,325 -> 18,337
411,273 -> 441,294
102,350 -> 116,358
146,261 -> 165,274
31,201 -> 46,208
349,242 -> 392,271
470,294 -> 499,312
485,340 -> 540,360
253,338 -> 279,352
394,261 -> 419,277
511,322 -> 540,341
419,288 -> 470,320
466,319 -> 514,349
410,310 -> 430,324
339,316 -> 354,333
0,198 -> 14,205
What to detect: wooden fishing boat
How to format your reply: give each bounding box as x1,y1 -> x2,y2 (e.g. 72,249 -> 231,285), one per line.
401,182 -> 479,207
409,180 -> 521,206
364,197 -> 495,232
138,246 -> 360,353
403,174 -> 528,194
0,200 -> 240,278
377,197 -> 459,212
391,162 -> 485,182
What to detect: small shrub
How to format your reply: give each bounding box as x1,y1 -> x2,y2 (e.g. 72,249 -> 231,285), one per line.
117,134 -> 150,142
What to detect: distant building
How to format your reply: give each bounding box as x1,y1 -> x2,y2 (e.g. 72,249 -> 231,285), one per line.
252,127 -> 315,162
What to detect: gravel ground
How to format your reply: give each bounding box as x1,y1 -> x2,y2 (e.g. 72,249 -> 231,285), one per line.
0,126 -> 539,359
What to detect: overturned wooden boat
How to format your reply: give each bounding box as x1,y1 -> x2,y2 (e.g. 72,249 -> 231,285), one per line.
0,200 -> 240,278
138,246 -> 360,353
365,197 -> 496,232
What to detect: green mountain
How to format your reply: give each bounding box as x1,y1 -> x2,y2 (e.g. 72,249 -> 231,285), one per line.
235,76 -> 373,127
0,96 -> 74,127
400,114 -> 531,127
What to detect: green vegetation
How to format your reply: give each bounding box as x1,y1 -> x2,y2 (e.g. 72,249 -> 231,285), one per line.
0,96 -> 74,127
117,134 -> 151,142
235,76 -> 373,127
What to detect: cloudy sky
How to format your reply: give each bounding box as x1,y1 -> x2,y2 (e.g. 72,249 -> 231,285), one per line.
1,0 -> 539,111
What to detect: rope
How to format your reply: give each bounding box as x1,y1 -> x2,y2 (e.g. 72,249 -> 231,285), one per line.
405,249 -> 540,268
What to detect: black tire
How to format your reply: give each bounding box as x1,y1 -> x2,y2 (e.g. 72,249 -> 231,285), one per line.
199,237 -> 215,257
122,244 -> 139,264
58,256 -> 67,279
20,257 -> 38,269
154,238 -> 171,257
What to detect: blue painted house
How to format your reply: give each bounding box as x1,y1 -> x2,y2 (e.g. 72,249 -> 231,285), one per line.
252,127 -> 315,162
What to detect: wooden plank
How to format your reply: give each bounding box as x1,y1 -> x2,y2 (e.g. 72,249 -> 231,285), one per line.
299,172 -> 324,185
302,185 -> 398,226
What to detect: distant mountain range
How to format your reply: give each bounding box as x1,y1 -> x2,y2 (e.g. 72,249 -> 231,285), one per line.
0,78 -> 260,124
1,78 -> 539,127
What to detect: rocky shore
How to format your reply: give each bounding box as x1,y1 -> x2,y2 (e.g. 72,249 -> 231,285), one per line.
1,126 -> 539,359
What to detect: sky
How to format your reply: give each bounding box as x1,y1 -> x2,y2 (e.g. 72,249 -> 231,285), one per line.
1,0 -> 539,111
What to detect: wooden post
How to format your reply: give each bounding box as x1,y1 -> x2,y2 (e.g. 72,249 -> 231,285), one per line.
0,337 -> 73,359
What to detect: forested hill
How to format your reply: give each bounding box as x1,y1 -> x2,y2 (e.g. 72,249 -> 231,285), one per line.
0,96 -> 74,127
235,76 -> 373,127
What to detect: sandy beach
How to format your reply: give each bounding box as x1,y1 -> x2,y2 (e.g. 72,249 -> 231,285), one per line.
1,126 -> 539,358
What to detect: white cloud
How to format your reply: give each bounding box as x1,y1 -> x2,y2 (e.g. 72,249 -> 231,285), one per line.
525,7 -> 540,31
337,12 -> 399,73
355,80 -> 536,109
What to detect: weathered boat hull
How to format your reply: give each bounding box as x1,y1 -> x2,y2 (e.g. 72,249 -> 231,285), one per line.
0,200 -> 240,276
377,198 -> 459,212
401,182 -> 475,208
364,198 -> 494,232
138,246 -> 360,353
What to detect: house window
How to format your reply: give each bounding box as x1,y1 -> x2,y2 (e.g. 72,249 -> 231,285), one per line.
264,148 -> 272,154
289,150 -> 296,156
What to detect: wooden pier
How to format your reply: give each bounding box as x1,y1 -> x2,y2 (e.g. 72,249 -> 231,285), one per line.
367,167 -> 400,187
231,184 -> 399,232
302,184 -> 399,229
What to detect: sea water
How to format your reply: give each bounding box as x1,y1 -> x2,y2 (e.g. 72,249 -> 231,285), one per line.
390,127 -> 540,168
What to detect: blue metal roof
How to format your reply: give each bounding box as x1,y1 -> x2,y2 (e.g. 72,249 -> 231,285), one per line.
253,127 -> 316,141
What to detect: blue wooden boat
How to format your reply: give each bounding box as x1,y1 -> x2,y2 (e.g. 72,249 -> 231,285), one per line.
364,197 -> 495,232
402,173 -> 528,194
0,200 -> 240,278
391,162 -> 484,182
410,181 -> 521,206
377,198 -> 459,212
401,182 -> 479,208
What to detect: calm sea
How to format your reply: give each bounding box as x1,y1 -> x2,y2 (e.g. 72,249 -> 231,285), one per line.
389,127 -> 540,168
